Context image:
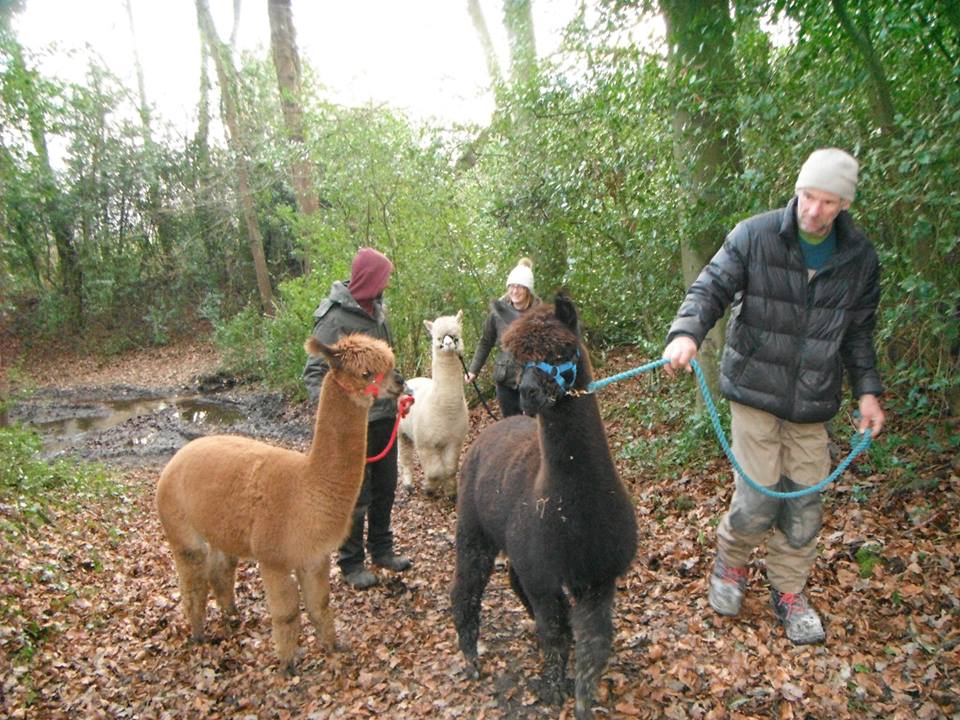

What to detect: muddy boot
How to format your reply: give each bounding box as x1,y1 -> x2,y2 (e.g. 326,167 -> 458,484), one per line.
372,552 -> 411,572
708,556 -> 748,617
771,589 -> 825,644
342,566 -> 378,589
339,506 -> 375,589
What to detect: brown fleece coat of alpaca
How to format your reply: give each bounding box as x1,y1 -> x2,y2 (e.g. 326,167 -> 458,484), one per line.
155,334 -> 400,674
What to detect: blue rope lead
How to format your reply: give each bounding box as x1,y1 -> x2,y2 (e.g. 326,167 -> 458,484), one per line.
587,357 -> 671,392
586,357 -> 873,499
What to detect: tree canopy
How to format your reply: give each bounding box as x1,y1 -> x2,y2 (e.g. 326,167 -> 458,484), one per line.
1,0 -> 957,422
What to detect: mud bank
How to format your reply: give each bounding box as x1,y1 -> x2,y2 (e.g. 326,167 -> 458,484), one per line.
10,377 -> 314,468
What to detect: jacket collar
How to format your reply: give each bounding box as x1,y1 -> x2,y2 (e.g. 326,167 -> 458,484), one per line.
328,281 -> 385,321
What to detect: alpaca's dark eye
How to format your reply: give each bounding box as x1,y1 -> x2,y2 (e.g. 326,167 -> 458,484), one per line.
362,371 -> 374,381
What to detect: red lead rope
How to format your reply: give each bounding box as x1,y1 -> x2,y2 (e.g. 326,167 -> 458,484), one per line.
365,394 -> 415,463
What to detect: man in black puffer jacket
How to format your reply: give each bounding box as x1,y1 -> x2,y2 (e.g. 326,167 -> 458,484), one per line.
662,148 -> 886,645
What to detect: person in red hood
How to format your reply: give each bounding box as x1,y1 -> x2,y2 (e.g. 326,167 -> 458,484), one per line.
303,247 -> 411,589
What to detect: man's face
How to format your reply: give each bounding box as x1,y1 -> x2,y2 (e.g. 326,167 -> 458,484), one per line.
796,188 -> 850,238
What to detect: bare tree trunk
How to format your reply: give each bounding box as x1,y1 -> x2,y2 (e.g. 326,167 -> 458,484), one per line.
268,0 -> 316,275
192,31 -> 223,290
660,0 -> 743,397
503,0 -> 537,88
230,0 -> 242,51
830,0 -> 896,133
195,32 -> 212,157
456,0 -> 504,171
124,0 -> 151,135
195,0 -> 275,315
468,0 -> 504,89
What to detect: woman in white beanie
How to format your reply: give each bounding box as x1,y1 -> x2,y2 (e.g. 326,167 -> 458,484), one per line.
464,258 -> 541,417
661,147 -> 886,646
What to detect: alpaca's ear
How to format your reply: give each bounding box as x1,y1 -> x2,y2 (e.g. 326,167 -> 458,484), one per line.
455,309 -> 463,322
554,294 -> 579,334
424,320 -> 433,334
304,337 -> 342,369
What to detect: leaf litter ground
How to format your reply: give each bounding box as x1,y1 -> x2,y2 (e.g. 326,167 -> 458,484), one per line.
1,341 -> 957,719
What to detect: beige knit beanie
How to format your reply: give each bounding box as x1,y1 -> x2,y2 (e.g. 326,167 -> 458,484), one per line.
506,257 -> 534,292
795,148 -> 859,202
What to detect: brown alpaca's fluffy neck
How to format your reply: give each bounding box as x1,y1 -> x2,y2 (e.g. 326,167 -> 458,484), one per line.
307,374 -> 372,504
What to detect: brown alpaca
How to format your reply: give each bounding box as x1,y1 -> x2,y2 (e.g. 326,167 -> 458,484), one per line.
155,333 -> 402,674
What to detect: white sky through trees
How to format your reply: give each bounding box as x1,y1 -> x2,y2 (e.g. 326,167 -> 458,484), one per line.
14,0 -> 580,130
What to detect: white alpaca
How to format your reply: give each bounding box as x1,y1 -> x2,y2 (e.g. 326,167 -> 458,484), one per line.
398,311 -> 469,498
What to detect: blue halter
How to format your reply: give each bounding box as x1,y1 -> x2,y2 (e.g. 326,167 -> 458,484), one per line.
524,347 -> 581,393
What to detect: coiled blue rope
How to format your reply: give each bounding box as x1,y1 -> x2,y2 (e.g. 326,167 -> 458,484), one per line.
586,357 -> 873,498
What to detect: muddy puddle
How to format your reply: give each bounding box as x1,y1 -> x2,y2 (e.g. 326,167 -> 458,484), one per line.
10,381 -> 314,468
33,395 -> 248,452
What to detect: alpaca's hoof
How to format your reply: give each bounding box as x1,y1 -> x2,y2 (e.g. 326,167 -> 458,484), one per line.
281,661 -> 298,677
316,629 -> 346,653
462,657 -> 480,680
574,698 -> 596,720
534,677 -> 567,707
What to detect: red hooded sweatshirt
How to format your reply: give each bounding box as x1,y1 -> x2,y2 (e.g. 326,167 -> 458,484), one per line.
349,247 -> 393,316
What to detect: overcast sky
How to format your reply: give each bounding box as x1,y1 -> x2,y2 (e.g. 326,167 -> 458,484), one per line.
14,0 -> 582,132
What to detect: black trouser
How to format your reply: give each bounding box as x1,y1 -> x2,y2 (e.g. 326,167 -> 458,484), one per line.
338,417 -> 399,571
495,383 -> 522,418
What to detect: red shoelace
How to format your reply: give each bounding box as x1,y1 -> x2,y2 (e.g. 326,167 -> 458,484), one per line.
776,592 -> 807,616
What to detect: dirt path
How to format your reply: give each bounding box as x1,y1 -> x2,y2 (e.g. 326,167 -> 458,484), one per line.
15,335 -> 223,390
2,339 -> 958,719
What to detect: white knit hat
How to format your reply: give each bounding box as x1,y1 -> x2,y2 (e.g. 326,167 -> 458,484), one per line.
506,257 -> 534,292
795,148 -> 859,202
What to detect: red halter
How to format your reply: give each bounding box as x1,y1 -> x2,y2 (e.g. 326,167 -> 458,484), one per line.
362,372 -> 385,397
366,394 -> 415,463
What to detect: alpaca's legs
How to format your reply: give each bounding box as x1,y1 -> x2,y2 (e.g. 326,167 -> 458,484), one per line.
421,444 -> 456,498
507,565 -> 534,618
261,565 -> 302,675
172,547 -> 209,642
207,549 -> 239,625
527,588 -> 573,707
440,443 -> 461,498
398,433 -> 416,489
569,583 -> 616,720
297,557 -> 339,652
450,536 -> 497,678
420,445 -> 443,496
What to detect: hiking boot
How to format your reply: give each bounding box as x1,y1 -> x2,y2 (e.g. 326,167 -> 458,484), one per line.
771,589 -> 825,645
372,553 -> 412,572
342,566 -> 378,589
708,557 -> 748,616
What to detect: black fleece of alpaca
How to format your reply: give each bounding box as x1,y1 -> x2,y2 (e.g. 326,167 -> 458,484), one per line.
451,296 -> 637,719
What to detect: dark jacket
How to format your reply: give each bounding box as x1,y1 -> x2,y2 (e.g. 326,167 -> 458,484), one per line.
468,295 -> 541,389
303,281 -> 396,423
667,196 -> 883,424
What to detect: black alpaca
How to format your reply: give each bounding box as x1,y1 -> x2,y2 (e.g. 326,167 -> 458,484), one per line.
451,295 -> 638,720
